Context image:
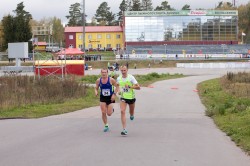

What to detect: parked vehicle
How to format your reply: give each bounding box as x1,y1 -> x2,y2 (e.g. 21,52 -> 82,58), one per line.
46,46 -> 60,52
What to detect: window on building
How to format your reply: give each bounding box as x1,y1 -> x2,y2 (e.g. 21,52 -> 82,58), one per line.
97,34 -> 102,39
69,35 -> 73,40
88,44 -> 92,48
116,44 -> 120,49
88,35 -> 92,39
69,44 -> 74,48
97,44 -> 102,48
106,34 -> 111,39
107,44 -> 111,48
79,35 -> 82,40
116,34 -> 121,39
78,44 -> 82,49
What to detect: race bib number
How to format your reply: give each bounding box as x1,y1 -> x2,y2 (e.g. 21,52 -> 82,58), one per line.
123,88 -> 129,93
102,89 -> 111,96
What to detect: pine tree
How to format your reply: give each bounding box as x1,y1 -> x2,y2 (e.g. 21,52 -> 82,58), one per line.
66,3 -> 83,26
131,0 -> 141,11
2,2 -> 32,50
182,4 -> 191,10
155,1 -> 174,11
118,0 -> 128,21
95,2 -> 115,25
141,0 -> 153,11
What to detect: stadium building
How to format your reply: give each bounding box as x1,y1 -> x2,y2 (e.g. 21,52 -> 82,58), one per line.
124,10 -> 238,47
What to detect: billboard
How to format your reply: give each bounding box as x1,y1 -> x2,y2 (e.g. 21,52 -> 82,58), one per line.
125,10 -> 238,17
8,42 -> 28,58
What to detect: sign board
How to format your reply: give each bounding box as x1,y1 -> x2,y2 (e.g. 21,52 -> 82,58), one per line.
124,10 -> 238,17
8,42 -> 28,58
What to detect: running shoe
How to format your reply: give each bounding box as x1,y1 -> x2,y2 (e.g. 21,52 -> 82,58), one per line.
103,125 -> 109,132
121,129 -> 128,135
130,115 -> 134,121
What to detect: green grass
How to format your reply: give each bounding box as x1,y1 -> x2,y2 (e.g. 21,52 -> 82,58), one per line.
81,72 -> 184,86
81,75 -> 100,84
0,88 -> 99,119
135,72 -> 184,86
0,73 -> 184,119
198,78 -> 250,154
1,58 -> 248,69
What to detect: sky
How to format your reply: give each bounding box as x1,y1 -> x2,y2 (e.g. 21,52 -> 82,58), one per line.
0,0 -> 249,25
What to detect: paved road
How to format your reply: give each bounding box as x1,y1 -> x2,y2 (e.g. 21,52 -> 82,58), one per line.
0,68 -> 250,166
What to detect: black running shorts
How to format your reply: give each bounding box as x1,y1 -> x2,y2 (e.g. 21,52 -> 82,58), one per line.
120,98 -> 136,105
100,96 -> 115,105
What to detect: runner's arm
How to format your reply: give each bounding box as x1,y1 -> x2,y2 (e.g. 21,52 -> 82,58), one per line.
129,83 -> 140,90
95,79 -> 100,96
111,78 -> 119,95
129,75 -> 140,90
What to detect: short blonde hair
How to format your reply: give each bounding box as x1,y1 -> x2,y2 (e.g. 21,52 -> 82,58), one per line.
120,65 -> 127,70
101,68 -> 108,73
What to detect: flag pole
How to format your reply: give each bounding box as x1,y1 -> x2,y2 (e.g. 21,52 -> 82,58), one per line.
242,32 -> 243,44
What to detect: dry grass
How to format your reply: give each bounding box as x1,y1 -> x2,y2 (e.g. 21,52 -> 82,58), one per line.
0,75 -> 88,111
220,72 -> 250,98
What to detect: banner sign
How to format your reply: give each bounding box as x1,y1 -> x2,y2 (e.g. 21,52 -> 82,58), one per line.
125,10 -> 238,17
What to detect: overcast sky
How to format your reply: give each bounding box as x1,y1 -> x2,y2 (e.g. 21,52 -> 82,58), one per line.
0,0 -> 249,25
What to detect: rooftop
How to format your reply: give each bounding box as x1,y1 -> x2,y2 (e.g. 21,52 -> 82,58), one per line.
65,26 -> 123,33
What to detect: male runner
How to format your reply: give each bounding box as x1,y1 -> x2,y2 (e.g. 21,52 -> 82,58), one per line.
117,65 -> 140,135
95,69 -> 119,132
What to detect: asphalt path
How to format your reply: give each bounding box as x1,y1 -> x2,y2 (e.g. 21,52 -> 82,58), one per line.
0,68 -> 250,166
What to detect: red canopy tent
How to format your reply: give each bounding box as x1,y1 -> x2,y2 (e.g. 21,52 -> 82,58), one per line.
56,48 -> 84,55
35,48 -> 86,76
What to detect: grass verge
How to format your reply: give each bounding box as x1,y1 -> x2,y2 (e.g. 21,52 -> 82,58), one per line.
0,88 -> 99,119
81,72 -> 184,86
0,73 -> 184,119
198,78 -> 250,155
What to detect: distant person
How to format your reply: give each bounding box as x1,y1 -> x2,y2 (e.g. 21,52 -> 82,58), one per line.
117,65 -> 140,135
107,62 -> 110,70
148,63 -> 151,68
85,63 -> 88,70
134,63 -> 137,69
109,66 -> 116,79
95,69 -> 119,132
115,62 -> 119,70
126,62 -> 129,69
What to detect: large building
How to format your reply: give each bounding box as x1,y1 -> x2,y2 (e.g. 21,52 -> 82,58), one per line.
124,10 -> 238,46
64,26 -> 123,51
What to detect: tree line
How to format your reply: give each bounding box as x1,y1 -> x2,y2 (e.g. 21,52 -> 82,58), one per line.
1,1 -> 250,51
0,2 -> 64,51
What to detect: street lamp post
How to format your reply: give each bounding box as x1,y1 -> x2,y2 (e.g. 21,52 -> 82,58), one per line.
221,44 -> 226,54
82,0 -> 85,51
164,44 -> 167,54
